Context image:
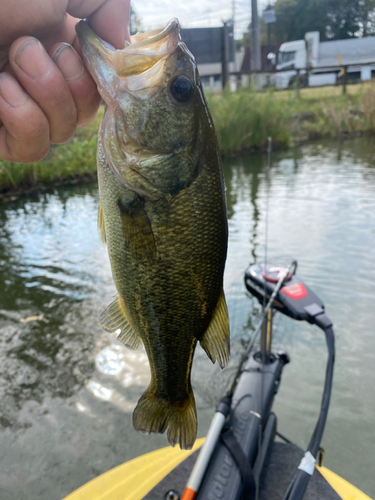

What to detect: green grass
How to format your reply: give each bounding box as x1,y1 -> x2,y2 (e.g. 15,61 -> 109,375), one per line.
207,82 -> 375,155
206,87 -> 290,154
0,107 -> 103,197
1,83 -> 375,196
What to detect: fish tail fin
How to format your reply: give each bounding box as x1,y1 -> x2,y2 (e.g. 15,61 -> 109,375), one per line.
133,388 -> 197,450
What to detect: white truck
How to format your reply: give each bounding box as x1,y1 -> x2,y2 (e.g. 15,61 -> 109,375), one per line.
276,31 -> 375,89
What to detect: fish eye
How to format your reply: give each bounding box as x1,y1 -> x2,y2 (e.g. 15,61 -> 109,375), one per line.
170,75 -> 193,103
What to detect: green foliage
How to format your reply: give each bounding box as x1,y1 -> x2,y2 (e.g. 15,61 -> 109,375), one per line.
359,0 -> 375,35
207,83 -> 375,156
327,0 -> 361,38
283,84 -> 375,140
206,88 -> 290,155
271,0 -> 375,41
0,136 -> 98,194
0,107 -> 103,195
326,0 -> 375,38
274,0 -> 327,42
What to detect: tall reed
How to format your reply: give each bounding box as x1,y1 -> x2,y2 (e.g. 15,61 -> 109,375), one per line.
206,87 -> 291,155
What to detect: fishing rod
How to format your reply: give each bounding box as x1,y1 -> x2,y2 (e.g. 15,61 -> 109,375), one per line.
181,260 -> 296,500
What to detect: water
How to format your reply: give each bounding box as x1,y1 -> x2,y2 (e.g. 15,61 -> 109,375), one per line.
1,137 -> 375,499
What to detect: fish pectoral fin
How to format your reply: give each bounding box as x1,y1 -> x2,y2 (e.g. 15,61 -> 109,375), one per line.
97,199 -> 106,244
118,196 -> 156,265
98,295 -> 142,350
133,388 -> 197,450
200,288 -> 230,369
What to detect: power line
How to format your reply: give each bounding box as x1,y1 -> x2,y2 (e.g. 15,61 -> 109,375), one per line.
131,1 -> 253,37
138,9 -> 233,30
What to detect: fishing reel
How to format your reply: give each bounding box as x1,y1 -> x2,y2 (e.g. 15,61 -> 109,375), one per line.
245,259 -> 328,325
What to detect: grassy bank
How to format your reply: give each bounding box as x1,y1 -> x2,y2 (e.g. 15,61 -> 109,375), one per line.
0,107 -> 103,200
1,83 -> 375,198
206,82 -> 375,155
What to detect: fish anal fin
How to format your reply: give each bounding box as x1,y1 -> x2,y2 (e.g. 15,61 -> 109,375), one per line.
98,200 -> 107,244
118,196 -> 156,265
98,295 -> 142,350
133,388 -> 197,450
200,288 -> 230,369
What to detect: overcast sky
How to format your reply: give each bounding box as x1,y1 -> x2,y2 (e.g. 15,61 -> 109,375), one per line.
132,0 -> 274,39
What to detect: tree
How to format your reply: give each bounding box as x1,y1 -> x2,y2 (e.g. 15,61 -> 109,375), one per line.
236,0 -> 326,48
273,0 -> 327,42
130,7 -> 143,35
326,0 -> 361,38
326,0 -> 375,38
358,0 -> 375,35
272,0 -> 375,41
237,0 -> 375,48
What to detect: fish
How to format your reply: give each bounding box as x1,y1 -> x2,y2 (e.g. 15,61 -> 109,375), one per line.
76,19 -> 230,450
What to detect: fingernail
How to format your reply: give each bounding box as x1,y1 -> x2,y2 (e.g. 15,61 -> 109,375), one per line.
0,73 -> 28,107
15,39 -> 52,80
53,44 -> 84,81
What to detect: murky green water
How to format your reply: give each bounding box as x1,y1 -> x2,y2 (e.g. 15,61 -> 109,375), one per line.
1,137 -> 375,499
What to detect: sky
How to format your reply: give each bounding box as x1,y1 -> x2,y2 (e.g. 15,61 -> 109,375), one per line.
131,0 -> 274,40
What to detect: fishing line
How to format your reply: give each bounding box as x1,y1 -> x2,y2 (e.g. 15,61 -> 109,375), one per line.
143,7 -> 233,27
257,136 -> 272,500
263,138 -> 272,307
228,138 -> 292,396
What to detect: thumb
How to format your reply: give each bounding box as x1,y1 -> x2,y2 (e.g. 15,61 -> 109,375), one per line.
67,0 -> 131,49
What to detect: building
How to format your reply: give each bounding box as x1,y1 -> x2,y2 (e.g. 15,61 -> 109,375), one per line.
180,24 -> 243,91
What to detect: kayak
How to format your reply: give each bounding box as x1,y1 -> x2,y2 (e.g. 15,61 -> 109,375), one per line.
62,438 -> 371,500
63,260 -> 373,500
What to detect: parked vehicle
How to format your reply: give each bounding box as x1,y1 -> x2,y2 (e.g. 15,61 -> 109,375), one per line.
276,31 -> 375,89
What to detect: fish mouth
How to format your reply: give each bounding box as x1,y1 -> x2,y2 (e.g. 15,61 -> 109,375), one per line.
115,19 -> 181,77
76,19 -> 181,84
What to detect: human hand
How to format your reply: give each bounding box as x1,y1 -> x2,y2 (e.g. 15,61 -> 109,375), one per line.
0,0 -> 130,163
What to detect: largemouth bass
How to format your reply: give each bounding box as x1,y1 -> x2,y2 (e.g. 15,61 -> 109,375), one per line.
76,19 -> 230,450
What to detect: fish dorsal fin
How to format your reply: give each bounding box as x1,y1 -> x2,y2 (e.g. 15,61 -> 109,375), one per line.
200,288 -> 230,369
98,199 -> 106,244
99,295 -> 142,350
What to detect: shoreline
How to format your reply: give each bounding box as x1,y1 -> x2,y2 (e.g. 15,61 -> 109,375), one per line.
0,172 -> 97,204
1,83 -> 374,201
0,130 -> 369,204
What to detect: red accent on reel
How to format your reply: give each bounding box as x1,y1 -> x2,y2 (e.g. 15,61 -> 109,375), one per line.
281,282 -> 308,300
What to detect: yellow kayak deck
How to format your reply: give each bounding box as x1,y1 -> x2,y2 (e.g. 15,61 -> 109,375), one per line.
63,439 -> 372,500
63,439 -> 205,500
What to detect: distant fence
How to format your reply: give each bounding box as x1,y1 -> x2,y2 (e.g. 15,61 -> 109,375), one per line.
238,63 -> 375,94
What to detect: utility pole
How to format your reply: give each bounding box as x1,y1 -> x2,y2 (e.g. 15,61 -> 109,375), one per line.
251,0 -> 261,72
232,0 -> 236,72
222,20 -> 230,89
